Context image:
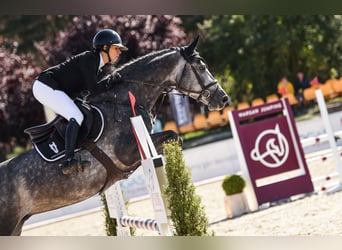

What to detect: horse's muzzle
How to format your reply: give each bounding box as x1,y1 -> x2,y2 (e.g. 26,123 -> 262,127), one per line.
208,88 -> 231,111
222,95 -> 231,106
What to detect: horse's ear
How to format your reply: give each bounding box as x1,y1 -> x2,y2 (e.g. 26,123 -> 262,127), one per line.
183,35 -> 200,57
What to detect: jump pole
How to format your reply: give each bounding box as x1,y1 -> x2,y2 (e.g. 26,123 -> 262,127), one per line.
315,89 -> 342,194
104,92 -> 172,236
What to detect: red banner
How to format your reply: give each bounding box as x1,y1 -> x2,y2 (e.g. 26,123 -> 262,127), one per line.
230,99 -> 314,207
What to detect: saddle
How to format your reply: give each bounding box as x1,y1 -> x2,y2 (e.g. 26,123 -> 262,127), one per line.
25,98 -> 104,162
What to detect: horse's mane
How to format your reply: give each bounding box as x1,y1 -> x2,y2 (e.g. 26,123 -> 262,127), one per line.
116,47 -> 180,78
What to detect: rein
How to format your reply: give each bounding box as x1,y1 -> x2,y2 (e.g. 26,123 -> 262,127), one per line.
119,54 -> 218,106
90,49 -> 219,123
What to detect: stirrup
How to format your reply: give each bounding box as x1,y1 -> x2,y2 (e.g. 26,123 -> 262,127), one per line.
75,153 -> 91,172
61,158 -> 78,175
77,160 -> 91,172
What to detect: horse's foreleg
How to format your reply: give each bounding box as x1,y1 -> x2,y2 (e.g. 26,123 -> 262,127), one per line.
12,217 -> 28,236
0,212 -> 22,236
150,130 -> 181,154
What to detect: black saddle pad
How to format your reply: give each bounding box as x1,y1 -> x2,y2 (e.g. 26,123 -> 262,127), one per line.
25,100 -> 104,162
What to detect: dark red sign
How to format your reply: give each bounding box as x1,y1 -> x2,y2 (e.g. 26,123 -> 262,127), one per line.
230,99 -> 314,206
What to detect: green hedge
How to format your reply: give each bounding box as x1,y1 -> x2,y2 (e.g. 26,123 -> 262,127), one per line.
163,140 -> 211,236
221,174 -> 246,196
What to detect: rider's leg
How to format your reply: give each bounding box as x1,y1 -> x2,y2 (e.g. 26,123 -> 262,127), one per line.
62,118 -> 81,174
33,80 -> 90,174
33,80 -> 84,123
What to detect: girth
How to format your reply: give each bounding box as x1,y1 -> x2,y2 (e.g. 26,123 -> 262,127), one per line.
84,142 -> 132,193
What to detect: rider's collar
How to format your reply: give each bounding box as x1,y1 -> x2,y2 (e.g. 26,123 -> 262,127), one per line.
99,53 -> 105,70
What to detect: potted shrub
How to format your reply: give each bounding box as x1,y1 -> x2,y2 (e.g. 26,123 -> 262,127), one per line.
221,174 -> 248,218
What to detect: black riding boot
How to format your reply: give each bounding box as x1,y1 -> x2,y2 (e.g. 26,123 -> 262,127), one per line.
61,118 -> 83,174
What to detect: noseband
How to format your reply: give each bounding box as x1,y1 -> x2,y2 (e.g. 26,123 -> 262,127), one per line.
175,54 -> 219,104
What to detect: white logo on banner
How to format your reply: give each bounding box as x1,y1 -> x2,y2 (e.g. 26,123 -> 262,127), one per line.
250,124 -> 289,168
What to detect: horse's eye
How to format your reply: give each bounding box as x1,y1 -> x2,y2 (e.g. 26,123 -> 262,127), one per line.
199,65 -> 206,70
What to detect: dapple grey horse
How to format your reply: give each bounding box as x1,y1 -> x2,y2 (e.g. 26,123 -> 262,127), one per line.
0,36 -> 230,235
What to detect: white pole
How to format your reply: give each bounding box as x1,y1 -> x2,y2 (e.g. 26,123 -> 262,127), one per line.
104,183 -> 131,236
315,89 -> 342,193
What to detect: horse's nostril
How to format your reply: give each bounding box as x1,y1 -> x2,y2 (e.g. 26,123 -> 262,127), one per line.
222,95 -> 229,103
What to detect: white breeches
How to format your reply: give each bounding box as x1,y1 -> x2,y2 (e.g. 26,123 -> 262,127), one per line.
32,80 -> 84,126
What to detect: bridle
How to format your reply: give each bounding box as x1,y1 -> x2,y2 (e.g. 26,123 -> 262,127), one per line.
116,50 -> 220,105
104,49 -> 220,121
173,51 -> 219,105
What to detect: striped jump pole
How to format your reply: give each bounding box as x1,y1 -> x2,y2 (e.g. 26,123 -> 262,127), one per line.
312,172 -> 340,193
300,131 -> 342,148
119,216 -> 159,231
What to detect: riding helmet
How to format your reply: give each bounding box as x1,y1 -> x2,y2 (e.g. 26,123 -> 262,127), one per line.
92,29 -> 128,52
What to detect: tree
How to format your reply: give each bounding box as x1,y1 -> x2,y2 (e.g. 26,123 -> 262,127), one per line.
197,15 -> 342,104
0,15 -> 73,53
35,15 -> 188,67
0,39 -> 45,161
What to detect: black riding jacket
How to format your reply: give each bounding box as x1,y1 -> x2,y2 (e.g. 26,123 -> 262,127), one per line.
37,50 -> 112,98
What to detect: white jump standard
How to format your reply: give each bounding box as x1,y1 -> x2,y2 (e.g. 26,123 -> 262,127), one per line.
104,92 -> 172,236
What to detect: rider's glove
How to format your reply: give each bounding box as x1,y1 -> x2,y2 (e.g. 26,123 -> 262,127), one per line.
90,72 -> 122,96
97,72 -> 121,91
103,72 -> 121,89
110,72 -> 122,84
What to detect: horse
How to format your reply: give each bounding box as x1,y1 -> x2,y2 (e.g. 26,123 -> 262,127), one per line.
0,36 -> 230,235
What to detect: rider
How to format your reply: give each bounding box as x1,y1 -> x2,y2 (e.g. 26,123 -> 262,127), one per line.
32,29 -> 128,175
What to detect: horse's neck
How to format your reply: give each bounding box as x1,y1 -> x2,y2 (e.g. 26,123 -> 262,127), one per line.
93,49 -> 183,111
120,49 -> 182,78
119,51 -> 183,110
